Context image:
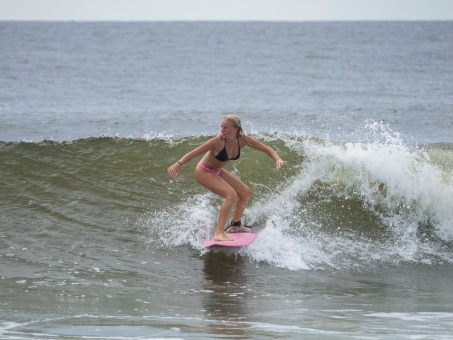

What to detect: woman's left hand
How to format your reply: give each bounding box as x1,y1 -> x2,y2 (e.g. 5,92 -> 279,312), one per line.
276,159 -> 287,171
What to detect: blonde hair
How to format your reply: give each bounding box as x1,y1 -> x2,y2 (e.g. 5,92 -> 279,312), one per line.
223,114 -> 244,138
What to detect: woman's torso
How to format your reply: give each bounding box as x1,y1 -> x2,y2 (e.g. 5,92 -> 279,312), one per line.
200,135 -> 245,170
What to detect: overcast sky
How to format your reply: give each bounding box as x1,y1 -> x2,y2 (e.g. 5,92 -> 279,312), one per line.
1,0 -> 452,21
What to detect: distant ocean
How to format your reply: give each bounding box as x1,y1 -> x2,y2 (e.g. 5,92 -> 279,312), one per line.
1,21 -> 452,339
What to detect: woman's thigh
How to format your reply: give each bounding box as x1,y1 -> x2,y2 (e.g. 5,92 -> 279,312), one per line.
194,166 -> 235,198
219,169 -> 251,196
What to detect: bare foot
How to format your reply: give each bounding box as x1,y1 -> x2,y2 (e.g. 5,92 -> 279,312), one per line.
214,232 -> 233,241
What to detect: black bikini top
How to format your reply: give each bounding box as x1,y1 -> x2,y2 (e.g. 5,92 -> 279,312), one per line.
212,139 -> 240,162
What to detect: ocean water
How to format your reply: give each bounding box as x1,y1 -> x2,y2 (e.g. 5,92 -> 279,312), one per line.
1,21 -> 453,339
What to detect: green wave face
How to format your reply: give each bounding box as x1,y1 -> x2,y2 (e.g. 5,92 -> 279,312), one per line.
1,135 -> 452,270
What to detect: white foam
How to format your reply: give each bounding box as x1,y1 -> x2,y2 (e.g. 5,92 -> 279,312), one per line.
247,123 -> 453,269
146,193 -> 217,249
307,124 -> 453,241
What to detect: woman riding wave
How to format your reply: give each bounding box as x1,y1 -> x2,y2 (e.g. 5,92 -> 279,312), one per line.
167,114 -> 286,241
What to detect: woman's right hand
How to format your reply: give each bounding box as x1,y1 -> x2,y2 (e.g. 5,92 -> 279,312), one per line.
167,162 -> 181,180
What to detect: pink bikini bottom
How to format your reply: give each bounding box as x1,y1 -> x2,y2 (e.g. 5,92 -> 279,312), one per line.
197,162 -> 221,176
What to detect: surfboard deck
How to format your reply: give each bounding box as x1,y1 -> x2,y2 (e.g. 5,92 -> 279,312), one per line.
203,233 -> 257,248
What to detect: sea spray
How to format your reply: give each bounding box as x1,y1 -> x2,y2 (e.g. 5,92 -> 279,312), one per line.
146,193 -> 218,249
243,123 -> 453,269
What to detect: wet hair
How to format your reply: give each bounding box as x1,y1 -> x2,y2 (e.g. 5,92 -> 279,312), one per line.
223,114 -> 244,138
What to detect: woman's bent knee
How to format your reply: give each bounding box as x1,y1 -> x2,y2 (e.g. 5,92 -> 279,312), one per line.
224,190 -> 238,203
245,186 -> 253,198
238,185 -> 252,200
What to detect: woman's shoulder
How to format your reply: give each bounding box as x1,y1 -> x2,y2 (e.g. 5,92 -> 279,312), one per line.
239,134 -> 254,146
205,134 -> 224,149
240,134 -> 268,151
214,134 -> 225,143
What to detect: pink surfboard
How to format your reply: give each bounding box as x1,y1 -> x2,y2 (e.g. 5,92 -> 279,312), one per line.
203,233 -> 257,248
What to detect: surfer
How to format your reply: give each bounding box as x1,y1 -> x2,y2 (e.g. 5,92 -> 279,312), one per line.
167,114 -> 286,241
